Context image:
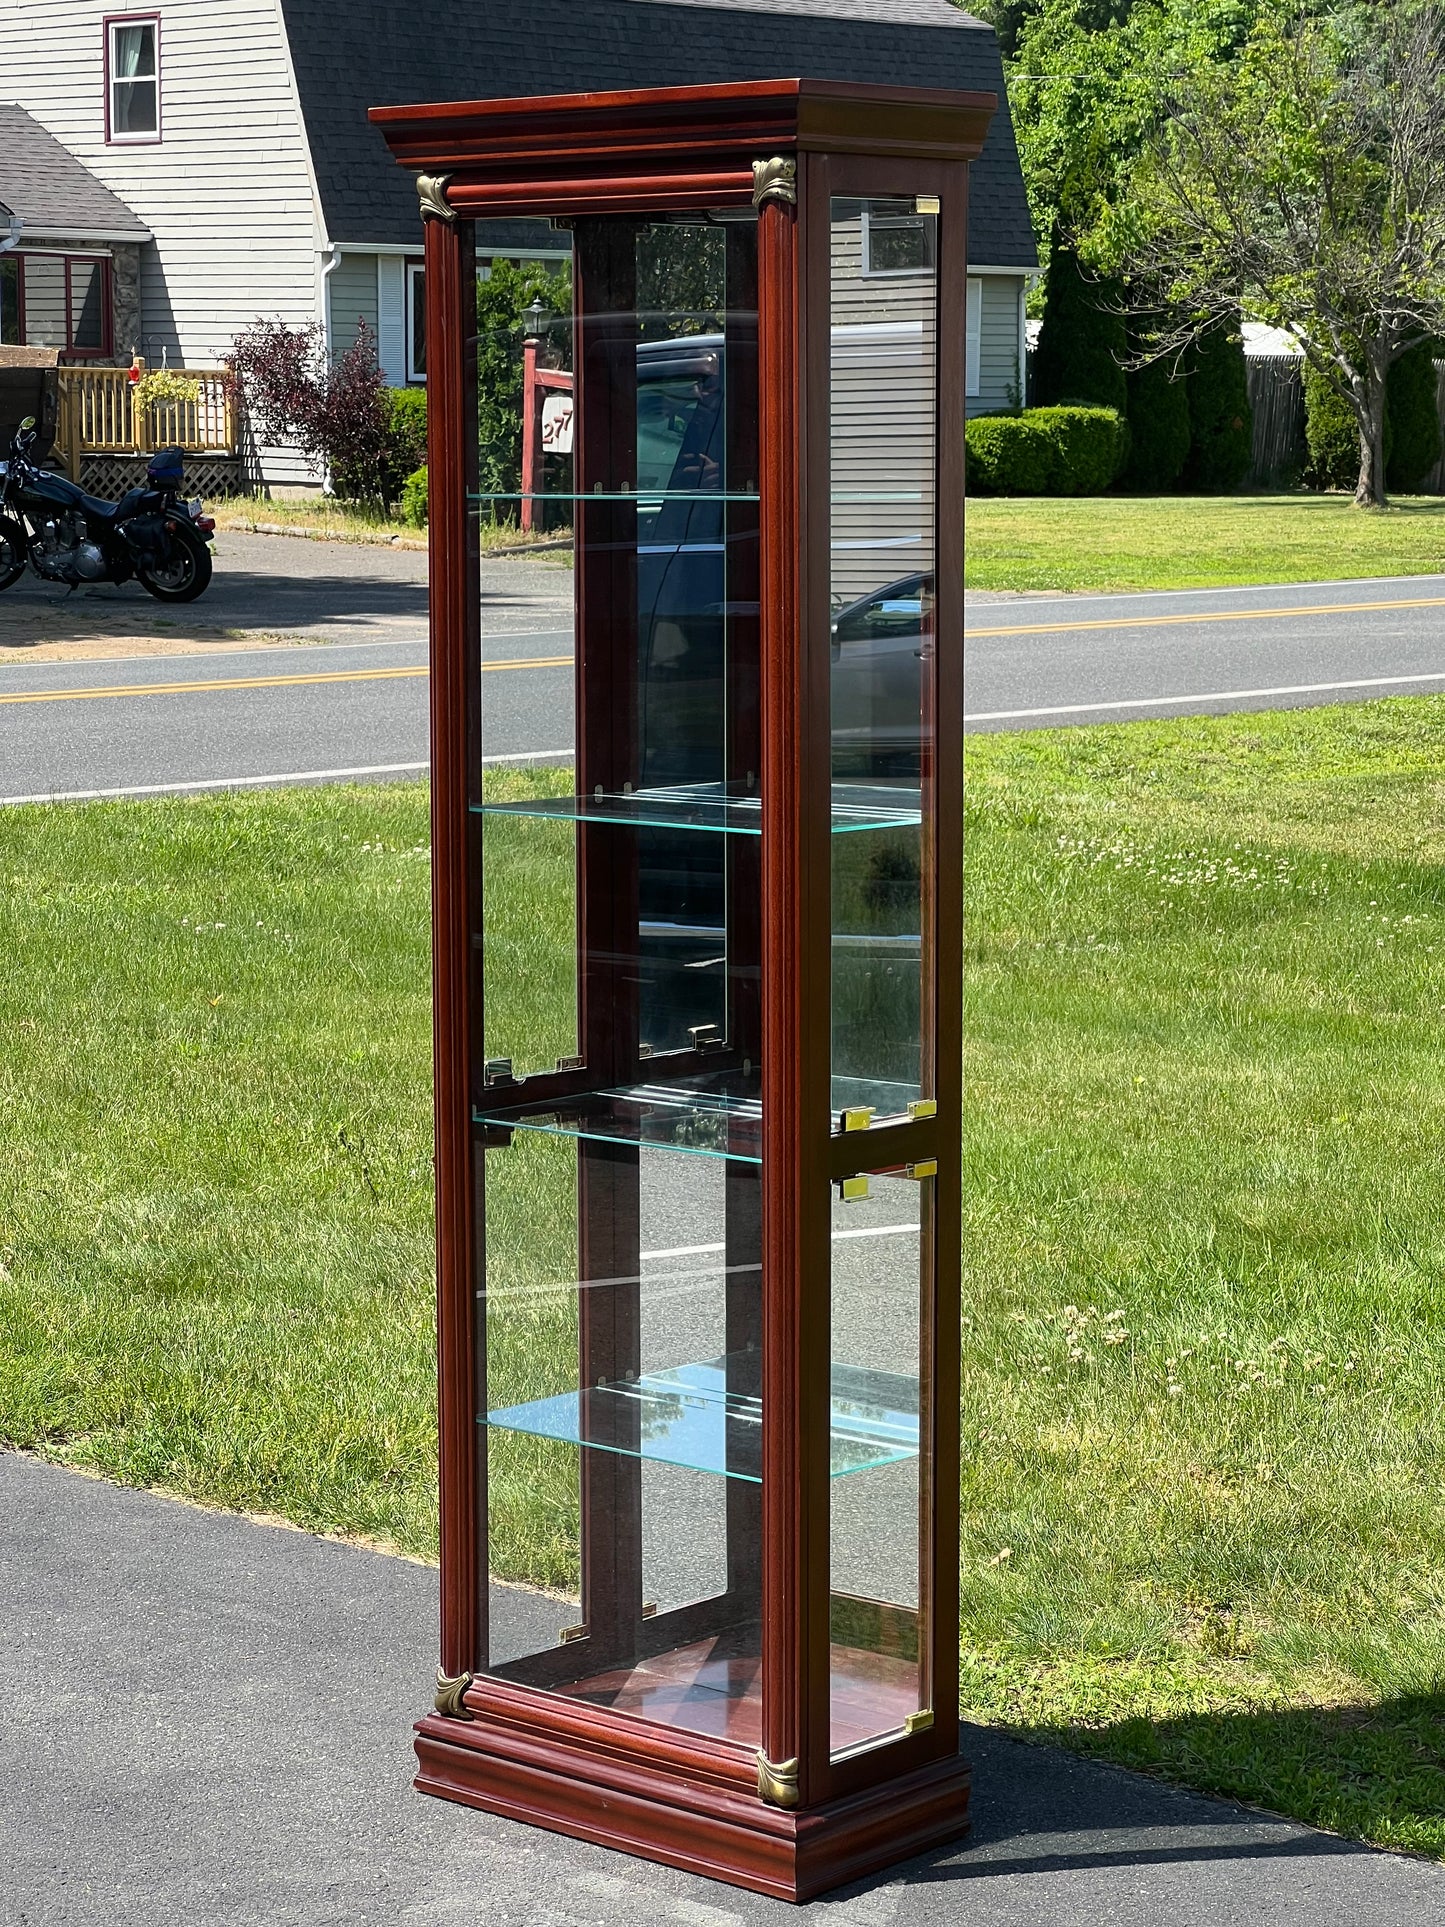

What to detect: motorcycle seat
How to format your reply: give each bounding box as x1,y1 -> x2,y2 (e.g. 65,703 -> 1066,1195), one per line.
77,489 -> 125,521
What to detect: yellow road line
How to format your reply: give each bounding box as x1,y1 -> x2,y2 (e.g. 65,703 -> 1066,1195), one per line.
968,593 -> 1445,638
0,654 -> 572,707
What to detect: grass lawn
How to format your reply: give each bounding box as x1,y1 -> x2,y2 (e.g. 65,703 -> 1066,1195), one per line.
4,716 -> 1445,1852
966,492 -> 1445,593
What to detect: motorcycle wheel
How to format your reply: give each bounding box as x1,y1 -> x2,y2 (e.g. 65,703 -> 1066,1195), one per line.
0,515 -> 27,592
137,522 -> 213,603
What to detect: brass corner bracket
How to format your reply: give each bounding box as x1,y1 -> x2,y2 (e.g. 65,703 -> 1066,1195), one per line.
434,1669 -> 475,1719
417,173 -> 457,224
752,158 -> 798,209
756,1751 -> 800,1808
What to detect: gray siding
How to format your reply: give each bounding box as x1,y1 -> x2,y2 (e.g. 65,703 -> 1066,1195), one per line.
829,207 -> 937,601
971,274 -> 1024,418
329,252 -> 378,359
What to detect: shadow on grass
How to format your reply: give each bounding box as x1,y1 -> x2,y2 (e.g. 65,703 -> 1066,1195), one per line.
964,1696 -> 1445,1868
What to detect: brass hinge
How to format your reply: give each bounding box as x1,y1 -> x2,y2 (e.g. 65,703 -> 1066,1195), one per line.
756,1751 -> 800,1808
434,1670 -> 474,1719
841,1105 -> 875,1132
904,1709 -> 935,1736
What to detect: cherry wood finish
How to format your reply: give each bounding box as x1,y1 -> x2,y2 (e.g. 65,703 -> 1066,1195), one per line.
423,207 -> 484,1685
375,76 -> 992,1904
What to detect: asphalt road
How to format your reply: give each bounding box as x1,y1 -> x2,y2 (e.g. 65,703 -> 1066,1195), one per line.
4,535 -> 1445,801
7,1451 -> 1443,1927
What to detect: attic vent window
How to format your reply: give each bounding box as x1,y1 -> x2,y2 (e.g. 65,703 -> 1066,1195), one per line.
108,17 -> 160,143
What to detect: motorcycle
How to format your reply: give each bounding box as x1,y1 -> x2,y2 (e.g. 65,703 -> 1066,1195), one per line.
0,416 -> 215,603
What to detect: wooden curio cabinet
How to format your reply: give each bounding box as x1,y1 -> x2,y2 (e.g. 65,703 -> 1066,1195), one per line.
373,77 -> 994,1903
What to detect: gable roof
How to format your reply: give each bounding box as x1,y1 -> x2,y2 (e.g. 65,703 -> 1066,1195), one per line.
281,0 -> 1035,269
0,103 -> 149,241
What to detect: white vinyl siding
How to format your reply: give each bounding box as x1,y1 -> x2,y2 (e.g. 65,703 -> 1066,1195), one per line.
329,252 -> 379,359
1,0 -> 325,483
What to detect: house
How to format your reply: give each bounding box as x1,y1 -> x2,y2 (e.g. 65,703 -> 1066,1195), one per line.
0,0 -> 1035,487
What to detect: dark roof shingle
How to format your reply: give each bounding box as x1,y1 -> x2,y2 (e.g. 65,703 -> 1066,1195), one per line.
0,104 -> 149,239
281,0 -> 1035,267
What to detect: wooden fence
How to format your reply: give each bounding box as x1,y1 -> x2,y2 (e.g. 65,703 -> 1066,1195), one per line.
55,367 -> 235,481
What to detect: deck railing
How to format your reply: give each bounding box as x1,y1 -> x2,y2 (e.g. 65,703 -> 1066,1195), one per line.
56,366 -> 236,478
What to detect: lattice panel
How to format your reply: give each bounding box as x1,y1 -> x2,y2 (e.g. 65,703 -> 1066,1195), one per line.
78,455 -> 247,502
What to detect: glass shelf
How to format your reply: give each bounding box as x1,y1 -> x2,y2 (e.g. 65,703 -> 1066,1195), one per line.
477,1081 -> 763,1162
483,1355 -> 919,1483
473,781 -> 922,837
468,489 -> 761,506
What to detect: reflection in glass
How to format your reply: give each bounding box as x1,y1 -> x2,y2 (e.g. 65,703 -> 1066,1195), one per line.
829,1171 -> 930,1757
828,196 -> 938,1121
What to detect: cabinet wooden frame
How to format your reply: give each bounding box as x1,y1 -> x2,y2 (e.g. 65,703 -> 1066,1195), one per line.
374,77 -> 992,1905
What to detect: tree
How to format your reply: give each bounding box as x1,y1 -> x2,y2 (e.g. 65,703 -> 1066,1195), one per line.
1121,344 -> 1191,488
227,317 -> 402,506
475,259 -> 574,508
1385,341 -> 1442,493
1103,1 -> 1445,505
1182,321 -> 1252,491
1033,235 -> 1127,410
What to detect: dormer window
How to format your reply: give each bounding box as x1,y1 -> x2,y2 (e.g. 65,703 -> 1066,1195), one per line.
108,17 -> 161,143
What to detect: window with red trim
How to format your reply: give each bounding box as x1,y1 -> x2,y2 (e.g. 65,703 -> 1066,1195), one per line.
13,254 -> 113,358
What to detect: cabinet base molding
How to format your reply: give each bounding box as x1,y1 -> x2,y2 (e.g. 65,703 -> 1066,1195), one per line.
414,1712 -> 971,1902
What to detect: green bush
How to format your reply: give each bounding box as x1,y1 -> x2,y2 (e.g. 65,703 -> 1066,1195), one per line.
1032,234 -> 1128,414
386,387 -> 427,471
967,406 -> 1128,496
1122,353 -> 1191,490
1385,343 -> 1441,493
1183,323 -> 1253,491
400,466 -> 428,529
477,260 -> 574,513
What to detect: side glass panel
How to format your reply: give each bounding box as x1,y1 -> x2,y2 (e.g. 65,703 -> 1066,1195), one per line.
829,1169 -> 931,1756
828,196 -> 938,1123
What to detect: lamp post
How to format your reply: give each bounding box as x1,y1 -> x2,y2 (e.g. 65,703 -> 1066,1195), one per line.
520,297 -> 550,532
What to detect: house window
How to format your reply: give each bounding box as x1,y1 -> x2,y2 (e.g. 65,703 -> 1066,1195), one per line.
13,253 -> 112,358
406,261 -> 426,382
108,16 -> 160,143
966,276 -> 982,397
862,205 -> 936,278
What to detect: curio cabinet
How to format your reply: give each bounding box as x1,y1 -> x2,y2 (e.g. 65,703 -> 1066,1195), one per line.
373,76 -> 994,1902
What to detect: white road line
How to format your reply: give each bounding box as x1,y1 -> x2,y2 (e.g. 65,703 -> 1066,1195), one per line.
0,749 -> 571,805
969,669 -> 1445,722
966,571 -> 1445,609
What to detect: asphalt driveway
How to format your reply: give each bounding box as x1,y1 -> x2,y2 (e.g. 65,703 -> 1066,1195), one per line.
4,1452 -> 1443,1927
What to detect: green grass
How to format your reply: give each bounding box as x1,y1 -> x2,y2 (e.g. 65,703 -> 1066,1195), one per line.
966,492 -> 1445,593
5,713 -> 1445,1851
959,700 -> 1445,1852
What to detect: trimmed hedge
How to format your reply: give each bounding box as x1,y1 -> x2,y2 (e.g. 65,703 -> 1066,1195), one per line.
966,406 -> 1129,496
1032,235 -> 1128,414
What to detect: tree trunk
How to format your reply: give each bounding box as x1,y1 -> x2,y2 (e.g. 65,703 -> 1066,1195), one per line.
1354,376 -> 1388,507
